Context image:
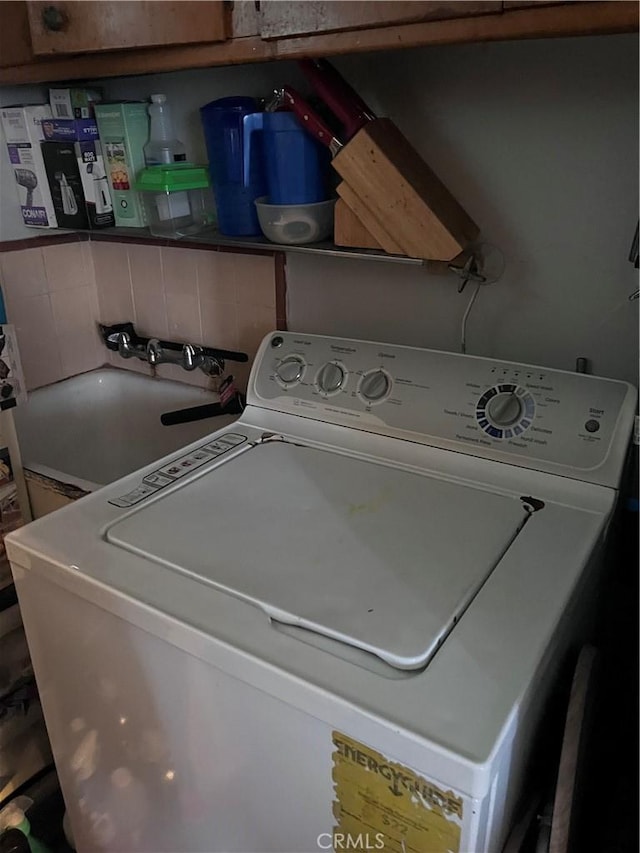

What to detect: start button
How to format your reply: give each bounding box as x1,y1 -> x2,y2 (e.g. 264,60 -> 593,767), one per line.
584,419 -> 600,433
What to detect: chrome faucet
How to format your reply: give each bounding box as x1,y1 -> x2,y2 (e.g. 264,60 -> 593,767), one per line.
114,332 -> 223,376
115,331 -> 142,360
147,338 -> 223,375
146,337 -> 162,365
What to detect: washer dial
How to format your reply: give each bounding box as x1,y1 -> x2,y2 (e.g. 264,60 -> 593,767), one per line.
476,384 -> 535,439
316,361 -> 346,395
275,354 -> 306,387
486,392 -> 523,426
359,369 -> 392,404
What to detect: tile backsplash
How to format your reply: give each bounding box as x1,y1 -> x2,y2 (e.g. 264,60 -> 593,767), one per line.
92,241 -> 277,390
0,241 -> 101,390
0,238 -> 278,392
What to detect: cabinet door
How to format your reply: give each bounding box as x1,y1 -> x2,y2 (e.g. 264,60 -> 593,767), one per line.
26,0 -> 229,55
260,1 -> 502,40
0,2 -> 35,67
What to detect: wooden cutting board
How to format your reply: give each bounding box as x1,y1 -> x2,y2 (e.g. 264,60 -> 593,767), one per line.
332,118 -> 479,261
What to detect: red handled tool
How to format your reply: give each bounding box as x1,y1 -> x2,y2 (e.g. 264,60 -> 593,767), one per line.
297,58 -> 375,141
281,85 -> 344,156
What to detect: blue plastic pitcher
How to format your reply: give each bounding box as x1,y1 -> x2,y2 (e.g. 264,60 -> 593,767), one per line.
200,96 -> 267,236
246,111 -> 328,205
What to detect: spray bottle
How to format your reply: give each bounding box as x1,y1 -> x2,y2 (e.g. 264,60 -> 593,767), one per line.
143,95 -> 187,165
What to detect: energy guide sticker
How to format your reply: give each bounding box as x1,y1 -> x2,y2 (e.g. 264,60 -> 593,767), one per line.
332,732 -> 463,853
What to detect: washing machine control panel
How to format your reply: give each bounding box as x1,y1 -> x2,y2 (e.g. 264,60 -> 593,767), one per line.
251,333 -> 635,483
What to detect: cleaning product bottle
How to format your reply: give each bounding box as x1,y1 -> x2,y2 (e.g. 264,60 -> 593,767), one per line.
0,800 -> 52,853
143,95 -> 186,165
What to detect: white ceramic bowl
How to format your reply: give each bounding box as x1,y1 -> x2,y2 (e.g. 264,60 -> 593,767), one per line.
254,196 -> 336,245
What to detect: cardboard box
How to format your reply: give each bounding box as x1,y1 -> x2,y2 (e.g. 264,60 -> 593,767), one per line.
41,142 -> 90,230
0,105 -> 58,229
49,87 -> 103,119
42,117 -> 99,142
42,119 -> 115,229
94,102 -> 149,228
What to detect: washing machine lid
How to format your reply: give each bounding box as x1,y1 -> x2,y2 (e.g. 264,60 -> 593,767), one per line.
106,440 -> 530,670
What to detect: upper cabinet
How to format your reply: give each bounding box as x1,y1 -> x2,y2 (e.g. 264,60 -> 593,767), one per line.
0,2 -> 36,67
259,1 -> 501,40
25,0 -> 228,55
0,1 -> 636,83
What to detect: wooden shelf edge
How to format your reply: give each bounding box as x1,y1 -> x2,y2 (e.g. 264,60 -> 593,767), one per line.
0,226 -> 434,266
89,227 -> 280,257
89,227 -> 429,265
0,230 -> 88,253
0,2 -> 636,86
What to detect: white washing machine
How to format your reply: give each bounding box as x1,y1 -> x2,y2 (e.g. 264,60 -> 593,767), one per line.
6,332 -> 636,853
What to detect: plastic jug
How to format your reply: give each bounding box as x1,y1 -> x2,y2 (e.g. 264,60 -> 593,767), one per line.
144,94 -> 187,165
245,111 -> 328,206
199,96 -> 267,236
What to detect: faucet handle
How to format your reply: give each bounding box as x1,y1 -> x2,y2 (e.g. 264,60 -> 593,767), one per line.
117,331 -> 133,358
182,343 -> 202,371
147,338 -> 162,365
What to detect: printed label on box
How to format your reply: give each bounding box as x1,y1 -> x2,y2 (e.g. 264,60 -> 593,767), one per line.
94,102 -> 148,227
1,105 -> 58,228
42,118 -> 99,141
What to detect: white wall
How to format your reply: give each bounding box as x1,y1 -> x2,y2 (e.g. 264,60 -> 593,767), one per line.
0,85 -> 48,240
285,34 -> 638,386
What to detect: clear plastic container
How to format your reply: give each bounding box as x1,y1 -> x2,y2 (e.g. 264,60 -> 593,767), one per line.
135,164 -> 215,238
254,196 -> 335,245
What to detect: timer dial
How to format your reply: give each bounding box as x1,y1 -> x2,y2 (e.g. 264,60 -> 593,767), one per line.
476,383 -> 535,439
359,369 -> 391,403
275,354 -> 305,386
316,361 -> 346,395
486,392 -> 523,427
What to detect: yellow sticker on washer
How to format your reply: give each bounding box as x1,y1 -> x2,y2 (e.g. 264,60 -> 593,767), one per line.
332,732 -> 462,853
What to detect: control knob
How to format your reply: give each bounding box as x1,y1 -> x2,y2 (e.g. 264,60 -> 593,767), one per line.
486,392 -> 523,427
275,355 -> 305,385
317,362 -> 345,394
360,369 -> 391,403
